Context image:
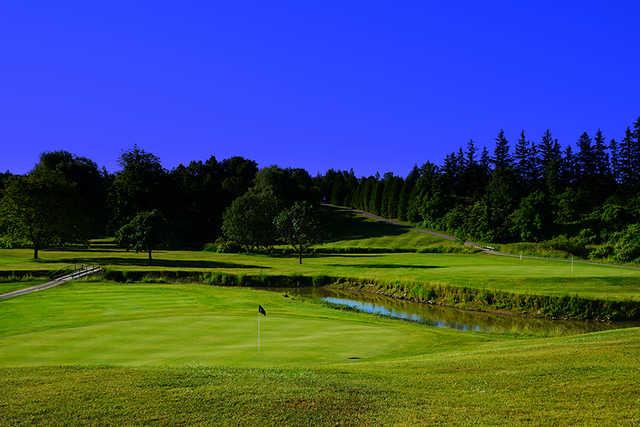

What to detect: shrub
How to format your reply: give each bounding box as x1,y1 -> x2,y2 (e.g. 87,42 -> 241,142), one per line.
610,224 -> 640,263
589,245 -> 612,260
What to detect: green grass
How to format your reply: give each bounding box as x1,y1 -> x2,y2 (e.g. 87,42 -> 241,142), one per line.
315,227 -> 458,251
2,248 -> 640,301
317,205 -> 462,251
0,278 -> 44,294
0,283 -> 639,424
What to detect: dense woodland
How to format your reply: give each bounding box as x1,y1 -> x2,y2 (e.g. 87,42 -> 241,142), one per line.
0,148 -> 320,261
1,117 -> 640,263
318,118 -> 640,261
318,118 -> 640,262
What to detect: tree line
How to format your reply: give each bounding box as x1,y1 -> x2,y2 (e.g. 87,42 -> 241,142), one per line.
0,147 -> 321,261
316,118 -> 640,262
2,117 -> 640,263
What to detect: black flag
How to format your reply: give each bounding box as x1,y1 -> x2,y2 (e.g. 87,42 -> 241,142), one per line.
258,305 -> 266,316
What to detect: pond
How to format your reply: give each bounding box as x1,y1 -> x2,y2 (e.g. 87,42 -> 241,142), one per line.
267,286 -> 633,336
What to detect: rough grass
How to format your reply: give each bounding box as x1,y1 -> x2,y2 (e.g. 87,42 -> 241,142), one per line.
2,248 -> 640,301
0,283 -> 638,425
0,278 -> 43,294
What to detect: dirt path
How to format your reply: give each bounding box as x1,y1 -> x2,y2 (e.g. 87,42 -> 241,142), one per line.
0,266 -> 102,301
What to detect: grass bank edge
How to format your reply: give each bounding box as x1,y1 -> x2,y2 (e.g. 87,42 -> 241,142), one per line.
84,270 -> 640,322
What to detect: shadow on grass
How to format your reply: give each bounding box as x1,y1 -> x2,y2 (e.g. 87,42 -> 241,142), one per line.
38,257 -> 268,269
326,263 -> 442,269
319,205 -> 410,243
268,253 -> 383,259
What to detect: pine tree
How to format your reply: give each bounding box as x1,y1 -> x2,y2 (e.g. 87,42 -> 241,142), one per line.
577,131 -> 596,180
398,166 -> 419,221
538,129 -> 561,197
618,127 -> 636,190
609,138 -> 620,183
593,129 -> 610,177
493,130 -> 512,171
514,130 -> 529,181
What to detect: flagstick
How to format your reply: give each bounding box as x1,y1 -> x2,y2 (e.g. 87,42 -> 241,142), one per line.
257,316 -> 261,352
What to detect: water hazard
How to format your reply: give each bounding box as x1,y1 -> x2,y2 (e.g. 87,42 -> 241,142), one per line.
271,287 -> 631,336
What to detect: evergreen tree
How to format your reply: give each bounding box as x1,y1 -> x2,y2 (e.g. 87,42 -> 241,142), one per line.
577,131 -> 596,181
618,127 -> 637,190
593,129 -> 610,177
609,138 -> 620,184
493,130 -> 512,171
538,129 -> 562,197
398,166 -> 419,221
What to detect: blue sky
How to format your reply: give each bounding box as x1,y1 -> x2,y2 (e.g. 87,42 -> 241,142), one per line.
1,1 -> 638,176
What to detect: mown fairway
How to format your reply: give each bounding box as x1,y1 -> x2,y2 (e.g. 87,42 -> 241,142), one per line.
2,209 -> 640,425
3,248 -> 640,301
0,279 -> 43,295
1,282 -> 639,425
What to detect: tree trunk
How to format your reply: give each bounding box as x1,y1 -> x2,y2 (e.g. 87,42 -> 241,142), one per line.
148,249 -> 152,264
33,245 -> 39,260
298,246 -> 303,264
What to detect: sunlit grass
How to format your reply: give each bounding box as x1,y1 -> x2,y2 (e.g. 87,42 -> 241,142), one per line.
2,248 -> 640,301
0,283 -> 638,424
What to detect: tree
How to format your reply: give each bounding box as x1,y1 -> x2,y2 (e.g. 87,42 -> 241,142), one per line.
397,166 -> 419,221
108,146 -> 167,230
274,201 -> 321,264
221,189 -> 280,250
492,130 -> 512,171
33,151 -> 107,242
254,166 -> 319,205
115,210 -> 167,263
510,191 -> 547,241
538,129 -> 562,196
618,127 -> 639,191
0,171 -> 74,259
576,131 -> 597,184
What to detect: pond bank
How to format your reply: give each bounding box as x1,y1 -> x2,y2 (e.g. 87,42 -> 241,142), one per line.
93,269 -> 640,322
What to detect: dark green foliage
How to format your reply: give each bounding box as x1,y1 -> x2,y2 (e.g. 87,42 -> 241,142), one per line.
0,167 -> 75,259
221,188 -> 281,250
315,117 -> 640,263
609,224 -> 640,263
108,146 -> 167,230
115,210 -> 167,262
274,201 -> 321,263
510,191 -> 547,242
254,166 -> 319,205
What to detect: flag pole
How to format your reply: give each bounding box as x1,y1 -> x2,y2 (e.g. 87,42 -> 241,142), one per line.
257,316 -> 261,352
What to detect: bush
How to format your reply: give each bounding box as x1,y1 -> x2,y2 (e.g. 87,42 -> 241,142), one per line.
610,224 -> 640,263
589,245 -> 613,260
544,235 -> 588,258
203,240 -> 243,253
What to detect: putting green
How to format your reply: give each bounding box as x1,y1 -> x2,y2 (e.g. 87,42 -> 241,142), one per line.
1,282 -> 639,424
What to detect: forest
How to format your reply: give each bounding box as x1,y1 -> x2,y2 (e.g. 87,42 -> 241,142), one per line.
1,117 -> 640,263
318,118 -> 640,262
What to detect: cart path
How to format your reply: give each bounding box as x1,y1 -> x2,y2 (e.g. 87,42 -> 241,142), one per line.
0,266 -> 102,301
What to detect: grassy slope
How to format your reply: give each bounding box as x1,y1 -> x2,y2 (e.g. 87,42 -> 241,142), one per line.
3,207 -> 639,302
315,205 -> 458,251
0,279 -> 43,294
0,283 -> 638,425
2,248 -> 640,301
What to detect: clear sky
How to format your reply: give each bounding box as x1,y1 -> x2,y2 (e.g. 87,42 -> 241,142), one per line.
1,1 -> 639,176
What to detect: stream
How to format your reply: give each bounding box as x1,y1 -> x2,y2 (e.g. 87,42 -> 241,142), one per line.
266,286 -> 634,336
